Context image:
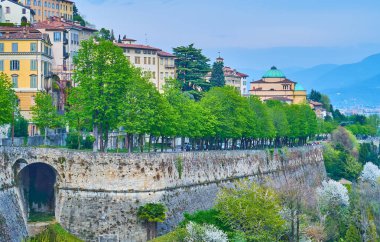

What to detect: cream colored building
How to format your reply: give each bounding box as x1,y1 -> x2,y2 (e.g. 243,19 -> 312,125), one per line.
116,38 -> 176,92
22,0 -> 74,22
0,0 -> 34,25
205,57 -> 249,96
250,66 -> 307,104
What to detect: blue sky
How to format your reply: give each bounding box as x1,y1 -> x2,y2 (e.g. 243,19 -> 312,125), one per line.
76,0 -> 380,78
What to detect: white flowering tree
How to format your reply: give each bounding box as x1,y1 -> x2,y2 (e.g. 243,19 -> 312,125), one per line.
186,222 -> 228,242
316,180 -> 350,241
360,162 -> 380,184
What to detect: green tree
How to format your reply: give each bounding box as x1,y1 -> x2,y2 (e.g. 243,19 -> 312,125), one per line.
173,44 -> 211,99
14,114 -> 29,137
201,86 -> 248,149
73,39 -> 133,152
65,87 -> 92,149
137,203 -> 167,240
215,180 -> 285,241
0,73 -> 17,126
249,97 -> 275,147
209,60 -> 225,87
31,92 -> 61,145
96,28 -> 112,41
73,4 -> 86,26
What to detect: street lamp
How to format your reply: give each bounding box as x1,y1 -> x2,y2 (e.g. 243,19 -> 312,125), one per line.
11,98 -> 20,146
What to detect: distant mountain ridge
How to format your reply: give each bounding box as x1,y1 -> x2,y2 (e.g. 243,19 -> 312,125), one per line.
287,53 -> 380,107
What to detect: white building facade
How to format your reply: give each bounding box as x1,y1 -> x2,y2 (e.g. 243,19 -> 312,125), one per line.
0,0 -> 34,25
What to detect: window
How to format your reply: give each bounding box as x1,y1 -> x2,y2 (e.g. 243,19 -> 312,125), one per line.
135,49 -> 141,54
160,72 -> 163,80
148,57 -> 151,65
0,60 -> 3,71
12,75 -> 18,88
26,0 -> 31,5
30,75 -> 37,88
12,43 -> 18,52
6,7 -> 10,14
22,8 -> 27,14
135,56 -> 140,64
30,60 -> 37,71
30,43 -> 37,52
152,57 -> 155,65
54,32 -> 61,42
0,43 -> 4,52
34,0 -> 37,5
165,72 -> 169,78
160,58 -> 163,65
10,60 -> 20,71
144,57 -> 147,64
152,71 -> 156,79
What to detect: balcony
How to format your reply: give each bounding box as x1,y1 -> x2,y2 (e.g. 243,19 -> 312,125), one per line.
164,64 -> 175,69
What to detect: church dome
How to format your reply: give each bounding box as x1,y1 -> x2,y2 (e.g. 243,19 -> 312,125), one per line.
262,66 -> 286,78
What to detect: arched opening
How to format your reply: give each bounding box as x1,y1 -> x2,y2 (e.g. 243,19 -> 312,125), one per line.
17,162 -> 57,221
21,16 -> 27,24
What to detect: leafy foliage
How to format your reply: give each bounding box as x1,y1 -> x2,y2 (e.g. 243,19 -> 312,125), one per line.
0,73 -> 16,126
173,44 -> 211,99
215,180 -> 285,241
209,61 -> 225,87
137,203 -> 167,223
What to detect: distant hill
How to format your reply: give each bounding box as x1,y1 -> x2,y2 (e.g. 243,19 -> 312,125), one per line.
287,53 -> 380,107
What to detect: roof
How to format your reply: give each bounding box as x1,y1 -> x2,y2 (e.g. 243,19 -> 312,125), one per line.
0,31 -> 50,44
236,72 -> 249,78
33,17 -> 97,32
122,37 -> 136,42
294,83 -> 305,91
309,100 -> 323,107
263,66 -> 286,78
0,26 -> 40,33
158,51 -> 176,57
251,78 -> 295,84
116,43 -> 161,51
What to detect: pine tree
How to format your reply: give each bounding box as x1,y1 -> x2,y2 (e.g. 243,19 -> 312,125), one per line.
110,29 -> 115,41
118,34 -> 122,43
209,61 -> 225,87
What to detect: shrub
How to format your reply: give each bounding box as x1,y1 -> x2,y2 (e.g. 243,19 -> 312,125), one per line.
66,132 -> 94,150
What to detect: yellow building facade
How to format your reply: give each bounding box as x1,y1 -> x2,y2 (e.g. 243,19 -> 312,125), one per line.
0,30 -> 53,121
250,66 -> 307,104
22,0 -> 74,22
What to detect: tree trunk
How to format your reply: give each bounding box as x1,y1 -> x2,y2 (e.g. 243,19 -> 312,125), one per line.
139,134 -> 144,152
93,125 -> 98,152
161,136 -> 164,152
148,134 -> 152,152
44,127 -> 47,146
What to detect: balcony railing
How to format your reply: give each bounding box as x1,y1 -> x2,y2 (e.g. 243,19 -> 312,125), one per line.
164,64 -> 175,69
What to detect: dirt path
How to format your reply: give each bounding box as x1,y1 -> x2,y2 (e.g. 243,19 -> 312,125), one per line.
27,222 -> 51,237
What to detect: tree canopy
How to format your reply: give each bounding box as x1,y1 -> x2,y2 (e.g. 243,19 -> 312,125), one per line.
173,44 -> 210,100
209,60 -> 225,87
0,73 -> 17,126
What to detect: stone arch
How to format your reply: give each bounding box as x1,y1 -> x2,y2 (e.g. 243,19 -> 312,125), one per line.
16,162 -> 59,221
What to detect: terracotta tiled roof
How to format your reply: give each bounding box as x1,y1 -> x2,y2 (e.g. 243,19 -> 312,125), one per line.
236,72 -> 248,78
0,31 -> 49,42
309,101 -> 323,107
33,17 -> 97,32
116,43 -> 161,51
0,26 -> 40,33
158,51 -> 176,57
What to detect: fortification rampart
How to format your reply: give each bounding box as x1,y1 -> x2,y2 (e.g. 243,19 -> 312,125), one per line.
0,146 -> 325,242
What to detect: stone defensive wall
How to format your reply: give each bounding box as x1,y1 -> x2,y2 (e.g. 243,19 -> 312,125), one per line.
0,146 -> 326,242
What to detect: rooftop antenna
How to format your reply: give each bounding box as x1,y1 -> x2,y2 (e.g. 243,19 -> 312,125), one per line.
218,51 -> 221,58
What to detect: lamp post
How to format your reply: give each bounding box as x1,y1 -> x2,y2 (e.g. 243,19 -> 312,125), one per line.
11,98 -> 20,146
